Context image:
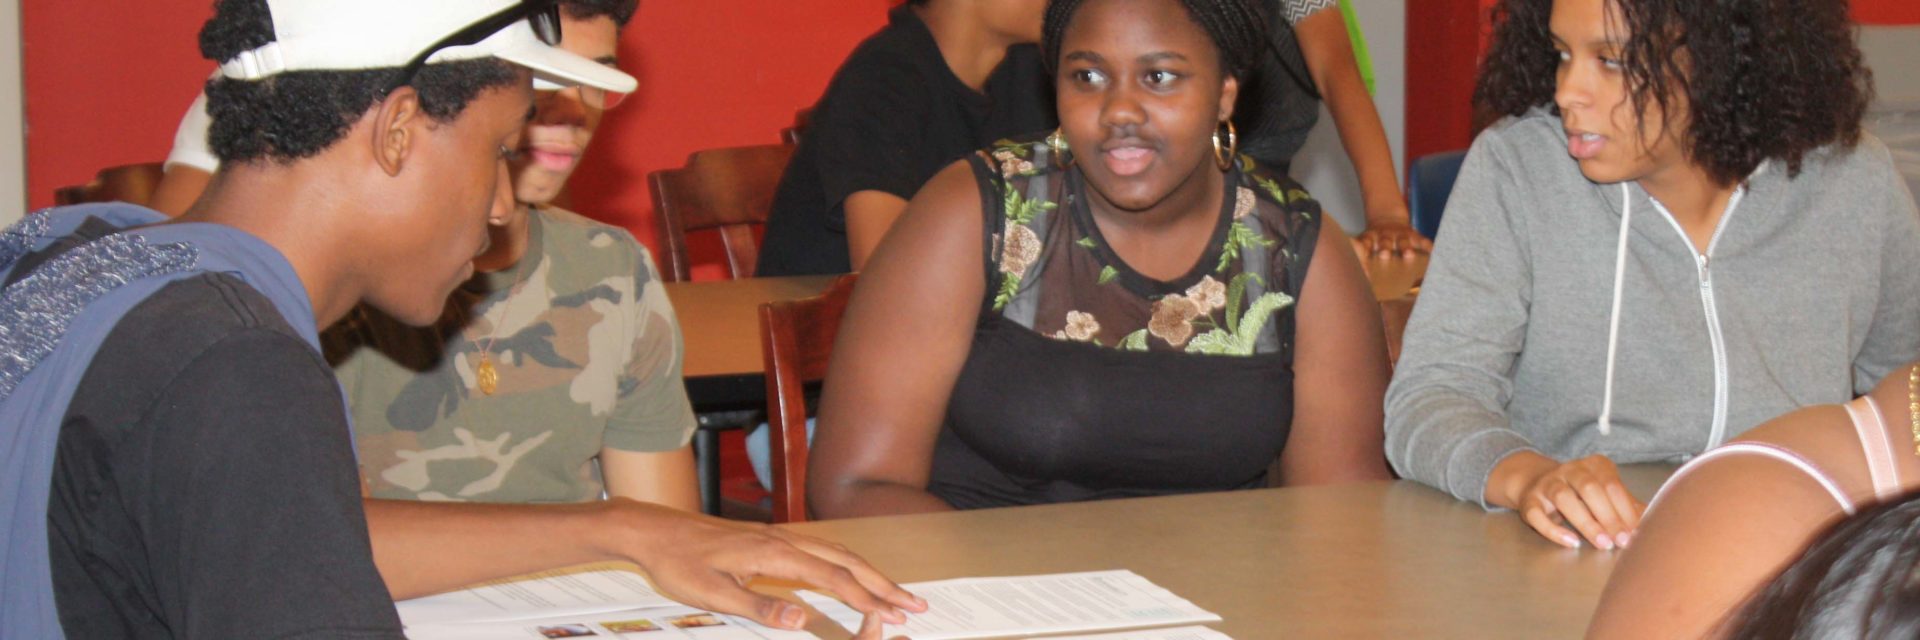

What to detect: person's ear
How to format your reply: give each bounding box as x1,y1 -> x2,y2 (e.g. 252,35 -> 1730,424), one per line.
1218,75 -> 1240,123
370,87 -> 425,177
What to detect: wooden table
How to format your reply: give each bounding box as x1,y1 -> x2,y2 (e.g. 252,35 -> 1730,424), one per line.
782,466 -> 1671,639
666,275 -> 841,379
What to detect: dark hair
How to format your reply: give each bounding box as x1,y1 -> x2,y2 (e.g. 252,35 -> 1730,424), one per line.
1041,0 -> 1269,81
1473,0 -> 1872,186
198,0 -> 520,164
560,0 -> 638,28
1725,491 -> 1920,639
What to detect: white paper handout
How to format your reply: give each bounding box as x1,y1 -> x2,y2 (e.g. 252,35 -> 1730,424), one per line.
799,570 -> 1220,640
403,605 -> 819,640
397,565 -> 678,627
1039,626 -> 1233,640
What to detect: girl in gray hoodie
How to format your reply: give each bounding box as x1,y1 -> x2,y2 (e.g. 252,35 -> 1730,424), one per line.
1384,0 -> 1920,550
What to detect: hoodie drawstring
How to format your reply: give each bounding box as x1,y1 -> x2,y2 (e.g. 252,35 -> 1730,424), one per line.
1597,182 -> 1632,436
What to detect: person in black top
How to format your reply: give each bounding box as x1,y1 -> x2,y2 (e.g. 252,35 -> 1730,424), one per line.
1234,0 -> 1430,256
756,0 -> 1055,276
1,0 -> 921,636
806,0 -> 1391,518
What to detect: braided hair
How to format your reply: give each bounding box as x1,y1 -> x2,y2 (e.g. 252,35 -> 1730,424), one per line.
1041,0 -> 1270,80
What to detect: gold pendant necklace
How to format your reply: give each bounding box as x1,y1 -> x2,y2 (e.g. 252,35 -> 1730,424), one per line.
1907,364 -> 1919,456
476,354 -> 500,396
464,252 -> 532,397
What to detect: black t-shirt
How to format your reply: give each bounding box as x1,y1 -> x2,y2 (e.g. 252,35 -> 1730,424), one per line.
33,239 -> 401,637
1234,0 -> 1323,173
756,4 -> 1056,277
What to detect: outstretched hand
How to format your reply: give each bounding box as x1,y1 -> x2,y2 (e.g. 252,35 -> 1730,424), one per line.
610,500 -> 927,631
1353,220 -> 1432,258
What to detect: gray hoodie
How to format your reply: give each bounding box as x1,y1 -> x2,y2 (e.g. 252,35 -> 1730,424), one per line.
1385,108 -> 1920,507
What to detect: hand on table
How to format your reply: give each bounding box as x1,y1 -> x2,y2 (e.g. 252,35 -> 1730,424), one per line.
1353,220 -> 1432,258
614,500 -> 927,631
1491,453 -> 1645,550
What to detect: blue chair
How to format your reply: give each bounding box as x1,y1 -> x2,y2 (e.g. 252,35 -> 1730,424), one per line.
1407,150 -> 1468,240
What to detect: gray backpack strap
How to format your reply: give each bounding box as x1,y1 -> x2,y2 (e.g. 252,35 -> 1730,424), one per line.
0,231 -> 198,400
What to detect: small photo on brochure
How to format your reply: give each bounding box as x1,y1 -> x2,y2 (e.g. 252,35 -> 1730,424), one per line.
667,613 -> 726,629
536,623 -> 601,638
602,619 -> 666,634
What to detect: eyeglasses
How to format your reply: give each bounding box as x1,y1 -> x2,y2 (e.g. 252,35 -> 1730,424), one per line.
533,77 -> 628,110
386,0 -> 563,94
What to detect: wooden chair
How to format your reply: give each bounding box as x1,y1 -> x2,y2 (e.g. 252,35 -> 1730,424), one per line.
53,162 -> 166,207
649,144 -> 794,281
758,273 -> 858,523
781,108 -> 813,146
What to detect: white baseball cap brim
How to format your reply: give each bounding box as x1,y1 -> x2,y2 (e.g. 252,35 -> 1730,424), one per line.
217,0 -> 636,94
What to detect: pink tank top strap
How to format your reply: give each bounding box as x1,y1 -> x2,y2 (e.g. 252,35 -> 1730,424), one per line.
1844,395 -> 1902,500
1648,442 -> 1855,517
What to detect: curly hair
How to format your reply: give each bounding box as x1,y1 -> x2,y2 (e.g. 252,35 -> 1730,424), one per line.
198,0 -> 520,165
1723,492 -> 1920,639
1041,0 -> 1270,81
1474,0 -> 1872,186
561,0 -> 638,28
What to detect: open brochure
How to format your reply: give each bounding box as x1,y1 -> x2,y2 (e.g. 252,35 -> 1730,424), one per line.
396,565 -> 813,639
397,564 -> 678,627
799,570 -> 1221,640
1041,627 -> 1233,640
403,605 -> 819,640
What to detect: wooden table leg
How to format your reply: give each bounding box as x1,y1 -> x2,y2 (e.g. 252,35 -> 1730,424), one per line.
694,427 -> 721,516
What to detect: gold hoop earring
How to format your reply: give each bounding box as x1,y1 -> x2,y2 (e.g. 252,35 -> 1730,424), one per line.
1047,128 -> 1075,169
1212,120 -> 1237,171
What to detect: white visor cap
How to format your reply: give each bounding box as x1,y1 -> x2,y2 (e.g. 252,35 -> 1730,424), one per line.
216,0 -> 635,94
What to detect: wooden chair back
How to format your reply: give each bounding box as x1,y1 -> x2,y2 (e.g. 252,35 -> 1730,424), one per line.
649,144 -> 794,281
54,162 -> 166,207
758,273 -> 859,523
781,108 -> 813,146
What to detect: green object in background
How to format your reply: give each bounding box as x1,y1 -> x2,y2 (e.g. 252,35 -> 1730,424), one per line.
1338,0 -> 1376,96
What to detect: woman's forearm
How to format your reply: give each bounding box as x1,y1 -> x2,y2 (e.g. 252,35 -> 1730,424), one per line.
812,479 -> 956,519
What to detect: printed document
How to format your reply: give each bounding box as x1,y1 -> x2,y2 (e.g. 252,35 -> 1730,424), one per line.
403,605 -> 818,640
799,570 -> 1220,640
396,564 -> 677,627
1042,626 -> 1233,639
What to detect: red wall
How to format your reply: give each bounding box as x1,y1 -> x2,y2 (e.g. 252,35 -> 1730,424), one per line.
1402,0 -> 1486,167
22,0 -> 891,263
25,0 -> 1919,250
1402,0 -> 1920,165
23,0 -> 209,212
1857,2 -> 1920,25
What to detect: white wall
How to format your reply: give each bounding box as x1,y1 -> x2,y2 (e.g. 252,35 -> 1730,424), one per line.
0,0 -> 21,225
1289,0 -> 1407,235
1862,25 -> 1920,201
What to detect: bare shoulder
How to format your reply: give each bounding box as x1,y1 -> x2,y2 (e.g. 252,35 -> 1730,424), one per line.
1737,362 -> 1920,498
1589,412 -> 1859,639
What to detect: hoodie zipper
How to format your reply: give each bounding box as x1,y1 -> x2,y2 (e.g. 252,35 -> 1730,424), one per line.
1647,187 -> 1745,449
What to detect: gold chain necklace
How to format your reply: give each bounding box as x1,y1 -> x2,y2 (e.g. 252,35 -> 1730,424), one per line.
1907,364 -> 1919,456
463,256 -> 532,396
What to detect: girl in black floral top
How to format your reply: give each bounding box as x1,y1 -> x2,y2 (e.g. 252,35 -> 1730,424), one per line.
809,0 -> 1391,518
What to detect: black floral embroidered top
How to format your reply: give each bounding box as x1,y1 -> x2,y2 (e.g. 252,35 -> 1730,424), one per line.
982,134 -> 1320,355
927,133 -> 1325,510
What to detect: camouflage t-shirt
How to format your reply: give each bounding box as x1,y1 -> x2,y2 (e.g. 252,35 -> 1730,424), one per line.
327,207 -> 695,503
